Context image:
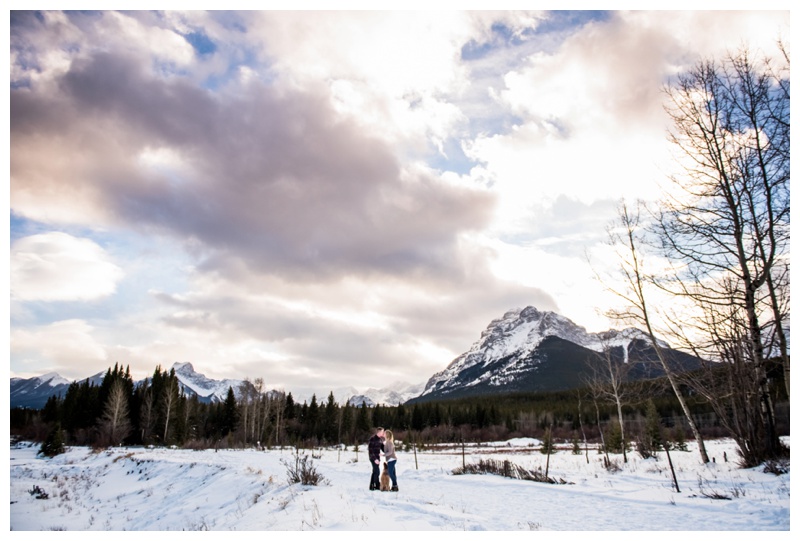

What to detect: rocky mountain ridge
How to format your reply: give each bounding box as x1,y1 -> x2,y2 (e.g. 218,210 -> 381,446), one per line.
416,305 -> 695,401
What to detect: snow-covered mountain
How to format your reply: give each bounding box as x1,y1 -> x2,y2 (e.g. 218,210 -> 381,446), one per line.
346,381 -> 426,407
171,362 -> 255,403
10,362 -> 423,409
10,372 -> 73,409
9,363 -> 251,409
416,306 -> 694,401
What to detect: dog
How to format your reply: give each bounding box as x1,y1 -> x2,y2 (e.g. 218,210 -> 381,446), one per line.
379,462 -> 391,492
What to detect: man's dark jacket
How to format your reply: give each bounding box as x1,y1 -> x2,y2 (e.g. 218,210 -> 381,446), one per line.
368,435 -> 384,463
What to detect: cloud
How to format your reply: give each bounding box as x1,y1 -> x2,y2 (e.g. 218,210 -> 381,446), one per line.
10,232 -> 124,302
11,44 -> 495,284
464,10 -> 789,235
11,319 -> 109,378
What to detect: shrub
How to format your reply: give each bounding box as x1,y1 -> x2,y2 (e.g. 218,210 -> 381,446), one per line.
763,458 -> 789,476
282,453 -> 327,486
452,458 -> 571,485
29,485 -> 49,499
636,439 -> 657,460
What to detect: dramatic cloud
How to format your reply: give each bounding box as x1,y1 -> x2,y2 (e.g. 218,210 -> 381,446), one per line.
11,47 -> 495,283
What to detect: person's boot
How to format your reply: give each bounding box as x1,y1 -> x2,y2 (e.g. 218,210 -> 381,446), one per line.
391,485 -> 398,492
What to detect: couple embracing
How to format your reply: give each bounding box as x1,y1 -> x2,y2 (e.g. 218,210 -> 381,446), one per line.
368,427 -> 399,492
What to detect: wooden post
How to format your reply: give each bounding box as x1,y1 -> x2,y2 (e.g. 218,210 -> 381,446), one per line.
545,426 -> 552,479
665,443 -> 680,493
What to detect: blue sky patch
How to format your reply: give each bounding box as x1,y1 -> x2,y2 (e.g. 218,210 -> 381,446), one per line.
184,31 -> 217,56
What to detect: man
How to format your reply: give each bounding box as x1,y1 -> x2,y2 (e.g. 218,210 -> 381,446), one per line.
368,427 -> 385,491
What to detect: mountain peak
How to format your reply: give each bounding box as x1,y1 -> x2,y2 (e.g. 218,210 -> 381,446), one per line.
38,372 -> 71,387
418,306 -> 677,400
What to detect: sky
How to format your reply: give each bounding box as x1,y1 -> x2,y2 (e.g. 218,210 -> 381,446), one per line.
6,6 -> 791,399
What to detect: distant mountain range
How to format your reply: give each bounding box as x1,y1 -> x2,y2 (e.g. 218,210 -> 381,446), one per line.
345,381 -> 426,407
10,306 -> 701,410
10,372 -> 76,409
9,362 -> 424,410
9,363 -> 246,410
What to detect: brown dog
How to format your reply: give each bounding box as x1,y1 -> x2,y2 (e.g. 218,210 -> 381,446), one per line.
379,462 -> 391,492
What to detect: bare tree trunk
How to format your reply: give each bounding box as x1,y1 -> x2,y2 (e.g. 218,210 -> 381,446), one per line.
576,391 -> 590,464
139,387 -> 154,444
162,377 -> 178,444
591,395 -> 610,468
602,202 -> 709,463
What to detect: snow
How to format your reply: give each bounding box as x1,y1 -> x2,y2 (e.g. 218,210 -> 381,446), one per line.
421,306 -> 668,397
9,437 -> 791,532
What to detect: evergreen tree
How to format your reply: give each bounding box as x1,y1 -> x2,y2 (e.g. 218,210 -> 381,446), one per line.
284,393 -> 296,419
39,423 -> 66,457
643,399 -> 663,453
395,404 -> 407,430
221,387 -> 239,436
42,395 -> 61,424
540,426 -> 555,455
372,404 -> 385,429
172,394 -> 188,444
605,418 -> 626,454
61,379 -> 100,441
322,392 -> 338,443
306,394 -> 320,439
410,404 -> 424,431
355,403 -> 371,440
339,402 -> 354,444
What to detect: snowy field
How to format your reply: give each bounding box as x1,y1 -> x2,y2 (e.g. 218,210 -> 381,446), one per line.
9,437 -> 791,532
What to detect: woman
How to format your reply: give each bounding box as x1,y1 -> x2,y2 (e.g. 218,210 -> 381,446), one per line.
383,429 -> 399,492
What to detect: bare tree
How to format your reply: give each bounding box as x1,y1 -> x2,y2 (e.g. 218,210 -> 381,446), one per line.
601,201 -> 710,463
575,390 -> 590,464
252,378 -> 268,445
271,392 -> 286,448
257,393 -> 274,448
666,279 -> 774,466
139,383 -> 155,444
98,379 -> 132,447
583,337 -> 641,463
183,395 -> 197,442
238,379 -> 254,444
657,45 -> 789,463
161,372 -> 179,444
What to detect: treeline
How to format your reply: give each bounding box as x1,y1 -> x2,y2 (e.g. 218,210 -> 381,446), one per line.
10,361 -> 788,452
